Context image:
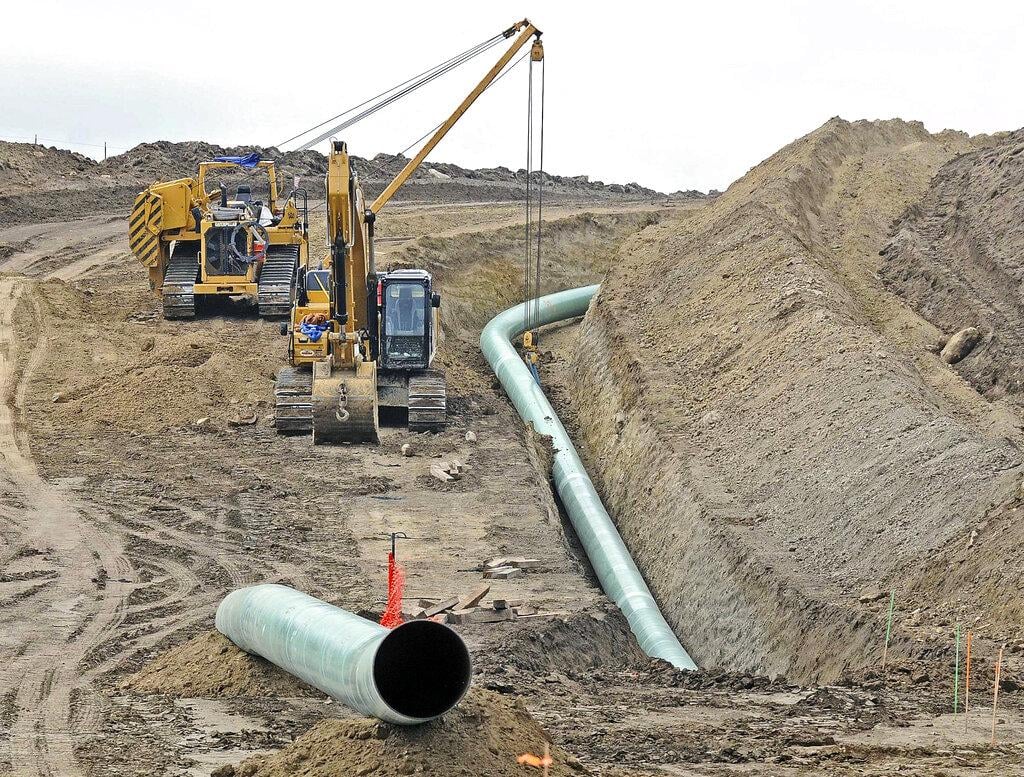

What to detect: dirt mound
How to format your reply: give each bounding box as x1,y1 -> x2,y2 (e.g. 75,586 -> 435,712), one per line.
565,117 -> 1019,683
224,689 -> 583,777
16,277 -> 280,436
880,128 -> 1024,400
2,137 -> 684,225
0,140 -> 128,194
877,129 -> 1024,642
101,141 -> 329,191
103,142 -> 672,203
0,141 -> 139,222
124,631 -> 316,697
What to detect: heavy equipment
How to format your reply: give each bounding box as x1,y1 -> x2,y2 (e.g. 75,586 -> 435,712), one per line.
274,19 -> 544,443
129,158 -> 308,318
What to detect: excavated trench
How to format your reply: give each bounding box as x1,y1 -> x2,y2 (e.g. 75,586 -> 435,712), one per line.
560,119 -> 1024,683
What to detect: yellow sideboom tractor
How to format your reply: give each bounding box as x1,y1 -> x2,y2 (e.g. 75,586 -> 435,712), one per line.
273,19 -> 544,445
129,159 -> 308,318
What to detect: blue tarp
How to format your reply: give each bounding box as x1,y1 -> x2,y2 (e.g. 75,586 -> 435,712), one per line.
213,152 -> 261,169
300,322 -> 330,342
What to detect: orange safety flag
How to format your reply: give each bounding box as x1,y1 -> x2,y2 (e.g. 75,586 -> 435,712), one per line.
380,552 -> 405,628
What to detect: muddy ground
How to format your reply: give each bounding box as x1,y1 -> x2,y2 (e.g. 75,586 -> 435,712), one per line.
0,129 -> 1022,776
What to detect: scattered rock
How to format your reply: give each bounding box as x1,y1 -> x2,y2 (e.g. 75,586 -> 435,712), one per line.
465,430 -> 477,443
858,590 -> 887,604
940,327 -> 982,364
228,411 -> 258,427
429,463 -> 454,483
400,443 -> 414,457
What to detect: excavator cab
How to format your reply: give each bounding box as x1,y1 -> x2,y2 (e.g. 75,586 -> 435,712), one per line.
376,270 -> 440,371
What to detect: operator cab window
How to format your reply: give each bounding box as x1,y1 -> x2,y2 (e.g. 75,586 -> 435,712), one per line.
306,270 -> 329,292
383,282 -> 427,363
384,283 -> 426,336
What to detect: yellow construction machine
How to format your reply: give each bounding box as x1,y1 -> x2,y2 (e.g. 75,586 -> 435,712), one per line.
129,159 -> 309,318
274,19 -> 544,443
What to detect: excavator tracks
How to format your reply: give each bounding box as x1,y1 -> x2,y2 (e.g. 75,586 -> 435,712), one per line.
274,367 -> 314,433
161,245 -> 199,319
408,372 -> 447,432
258,244 -> 300,317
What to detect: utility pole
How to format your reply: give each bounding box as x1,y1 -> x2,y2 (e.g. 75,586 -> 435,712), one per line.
103,142 -> 107,161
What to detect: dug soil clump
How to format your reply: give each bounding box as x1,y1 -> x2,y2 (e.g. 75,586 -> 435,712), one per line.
566,118 -> 1019,682
123,631 -> 315,698
222,688 -> 583,777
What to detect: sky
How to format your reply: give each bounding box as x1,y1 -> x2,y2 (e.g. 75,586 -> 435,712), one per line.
1,0 -> 1021,193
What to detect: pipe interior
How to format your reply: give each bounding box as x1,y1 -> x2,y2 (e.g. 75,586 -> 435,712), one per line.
373,620 -> 471,719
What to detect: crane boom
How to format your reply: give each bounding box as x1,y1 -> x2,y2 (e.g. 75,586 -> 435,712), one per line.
370,19 -> 542,214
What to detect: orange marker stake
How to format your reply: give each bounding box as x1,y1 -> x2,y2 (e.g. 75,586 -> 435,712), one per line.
991,644 -> 1004,747
964,631 -> 972,733
517,743 -> 553,774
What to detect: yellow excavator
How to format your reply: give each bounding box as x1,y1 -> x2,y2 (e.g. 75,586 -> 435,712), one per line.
128,159 -> 308,318
274,19 -> 543,443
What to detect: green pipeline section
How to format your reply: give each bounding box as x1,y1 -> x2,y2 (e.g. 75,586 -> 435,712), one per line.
480,285 -> 697,671
216,584 -> 472,724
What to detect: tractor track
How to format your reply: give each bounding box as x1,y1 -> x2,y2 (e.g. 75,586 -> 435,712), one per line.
0,249 -> 320,773
0,278 -> 130,776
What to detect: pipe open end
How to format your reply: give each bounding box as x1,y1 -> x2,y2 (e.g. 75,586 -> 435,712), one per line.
373,620 -> 472,721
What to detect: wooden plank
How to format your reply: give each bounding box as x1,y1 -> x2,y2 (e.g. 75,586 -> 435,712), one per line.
457,584 -> 490,611
483,566 -> 523,580
423,596 -> 459,617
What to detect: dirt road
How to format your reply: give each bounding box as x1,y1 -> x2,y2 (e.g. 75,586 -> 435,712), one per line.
0,276 -> 129,776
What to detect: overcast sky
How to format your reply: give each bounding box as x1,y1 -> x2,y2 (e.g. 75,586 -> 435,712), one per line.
1,1 -> 1021,193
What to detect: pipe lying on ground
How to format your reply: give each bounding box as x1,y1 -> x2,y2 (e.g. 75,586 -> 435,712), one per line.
216,584 -> 472,724
480,285 -> 697,671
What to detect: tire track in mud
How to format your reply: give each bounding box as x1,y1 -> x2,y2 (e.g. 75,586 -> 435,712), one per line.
0,278 -> 129,776
0,276 -> 305,775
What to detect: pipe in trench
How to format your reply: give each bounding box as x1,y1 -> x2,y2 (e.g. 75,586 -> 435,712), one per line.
216,584 -> 472,724
480,284 -> 697,671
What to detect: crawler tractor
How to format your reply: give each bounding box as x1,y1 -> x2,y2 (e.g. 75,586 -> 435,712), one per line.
129,159 -> 308,318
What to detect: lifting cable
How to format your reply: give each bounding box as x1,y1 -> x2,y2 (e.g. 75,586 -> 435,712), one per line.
280,32 -> 507,152
523,51 -> 546,347
397,50 -> 531,158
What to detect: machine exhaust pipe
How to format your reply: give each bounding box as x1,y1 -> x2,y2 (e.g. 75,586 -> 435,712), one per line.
215,584 -> 472,724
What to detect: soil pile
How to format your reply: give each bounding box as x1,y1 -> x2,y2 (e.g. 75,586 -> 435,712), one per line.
124,631 -> 315,697
223,689 -> 583,777
19,278 -> 280,436
0,141 -> 134,194
880,129 -> 1024,400
0,137 -> 691,224
565,118 -> 1019,682
877,128 -> 1024,642
0,141 -> 140,223
101,141 -> 329,187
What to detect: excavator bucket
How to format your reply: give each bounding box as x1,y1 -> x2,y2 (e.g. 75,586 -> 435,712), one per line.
311,361 -> 380,444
